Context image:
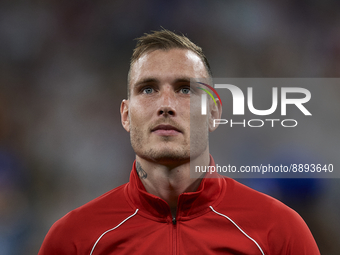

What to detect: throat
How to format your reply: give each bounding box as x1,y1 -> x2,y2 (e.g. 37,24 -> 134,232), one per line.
171,207 -> 177,218
135,158 -> 203,216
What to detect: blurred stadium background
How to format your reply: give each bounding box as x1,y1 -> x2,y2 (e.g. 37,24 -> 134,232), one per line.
0,0 -> 339,254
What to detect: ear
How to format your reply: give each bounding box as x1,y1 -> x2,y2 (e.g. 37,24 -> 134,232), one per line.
121,99 -> 130,132
208,98 -> 222,132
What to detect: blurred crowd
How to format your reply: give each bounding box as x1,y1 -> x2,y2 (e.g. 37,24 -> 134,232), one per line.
0,0 -> 340,254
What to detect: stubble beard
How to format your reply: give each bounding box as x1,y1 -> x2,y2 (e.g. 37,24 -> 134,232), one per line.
130,125 -> 190,164
130,124 -> 208,165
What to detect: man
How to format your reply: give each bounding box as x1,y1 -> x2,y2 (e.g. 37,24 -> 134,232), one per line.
39,29 -> 320,254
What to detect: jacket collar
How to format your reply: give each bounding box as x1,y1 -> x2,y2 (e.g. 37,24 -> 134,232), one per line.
125,155 -> 226,222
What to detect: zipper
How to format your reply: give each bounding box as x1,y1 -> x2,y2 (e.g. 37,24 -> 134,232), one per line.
172,195 -> 183,255
172,216 -> 177,255
172,217 -> 176,225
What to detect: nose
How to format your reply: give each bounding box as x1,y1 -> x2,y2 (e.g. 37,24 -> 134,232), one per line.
157,87 -> 177,117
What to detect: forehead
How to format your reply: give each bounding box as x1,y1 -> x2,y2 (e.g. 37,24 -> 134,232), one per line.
129,49 -> 208,87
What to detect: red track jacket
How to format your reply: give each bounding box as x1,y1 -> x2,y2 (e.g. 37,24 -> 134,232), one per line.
39,157 -> 320,254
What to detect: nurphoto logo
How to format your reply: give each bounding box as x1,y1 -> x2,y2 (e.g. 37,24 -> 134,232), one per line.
198,80 -> 312,128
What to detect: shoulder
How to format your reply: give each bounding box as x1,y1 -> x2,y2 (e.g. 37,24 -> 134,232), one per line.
214,177 -> 320,254
218,177 -> 295,214
39,182 -> 136,254
215,178 -> 284,213
216,177 -> 309,227
63,182 -> 132,224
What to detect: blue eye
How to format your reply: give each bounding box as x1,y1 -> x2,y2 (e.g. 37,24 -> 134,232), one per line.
143,87 -> 154,94
180,87 -> 191,94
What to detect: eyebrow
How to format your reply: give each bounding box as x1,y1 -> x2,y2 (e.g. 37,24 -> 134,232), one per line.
134,78 -> 158,87
134,77 -> 192,87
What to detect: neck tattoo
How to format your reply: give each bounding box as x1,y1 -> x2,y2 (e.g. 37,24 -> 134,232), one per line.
136,162 -> 147,179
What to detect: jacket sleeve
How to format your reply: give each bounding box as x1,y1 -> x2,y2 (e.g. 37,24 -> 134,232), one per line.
268,204 -> 320,255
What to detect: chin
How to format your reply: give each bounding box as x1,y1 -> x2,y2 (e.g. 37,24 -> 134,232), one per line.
138,147 -> 191,164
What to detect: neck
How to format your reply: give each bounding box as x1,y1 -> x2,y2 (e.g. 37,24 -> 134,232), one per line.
135,151 -> 210,217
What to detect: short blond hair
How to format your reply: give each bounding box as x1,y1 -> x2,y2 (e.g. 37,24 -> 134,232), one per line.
127,29 -> 211,96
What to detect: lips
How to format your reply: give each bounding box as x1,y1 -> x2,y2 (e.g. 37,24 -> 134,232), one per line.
151,124 -> 182,136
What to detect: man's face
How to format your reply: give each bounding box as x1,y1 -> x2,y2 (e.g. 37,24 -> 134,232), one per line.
121,48 -> 211,164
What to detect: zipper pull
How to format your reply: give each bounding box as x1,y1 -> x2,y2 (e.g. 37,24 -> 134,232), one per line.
172,217 -> 176,225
